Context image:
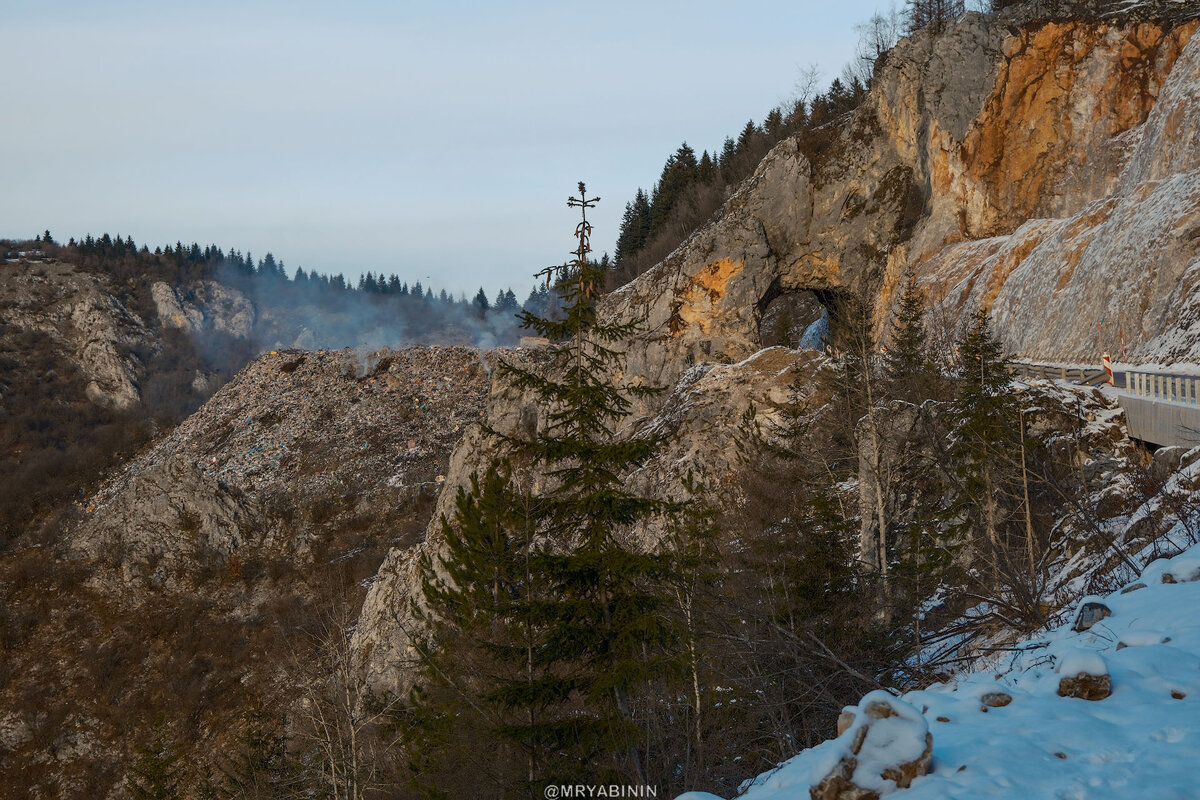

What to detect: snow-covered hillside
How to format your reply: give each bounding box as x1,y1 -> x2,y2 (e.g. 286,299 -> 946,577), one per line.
679,540 -> 1200,800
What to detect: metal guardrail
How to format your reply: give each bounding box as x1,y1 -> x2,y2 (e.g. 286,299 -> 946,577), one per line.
1009,362 -> 1111,386
1011,361 -> 1200,446
1125,371 -> 1200,406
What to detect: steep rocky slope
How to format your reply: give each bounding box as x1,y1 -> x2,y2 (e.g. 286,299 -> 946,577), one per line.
74,347 -> 489,595
1,259 -> 149,410
354,346 -> 823,689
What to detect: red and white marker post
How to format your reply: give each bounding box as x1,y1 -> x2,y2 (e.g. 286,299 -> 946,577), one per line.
1102,353 -> 1114,386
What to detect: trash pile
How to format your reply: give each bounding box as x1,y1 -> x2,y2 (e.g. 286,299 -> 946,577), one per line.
87,345 -> 492,520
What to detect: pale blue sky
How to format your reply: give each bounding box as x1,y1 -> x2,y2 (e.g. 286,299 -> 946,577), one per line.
2,1 -> 891,295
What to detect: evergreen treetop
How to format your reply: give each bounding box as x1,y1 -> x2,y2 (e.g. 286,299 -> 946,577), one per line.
885,272 -> 940,400
126,723 -> 181,800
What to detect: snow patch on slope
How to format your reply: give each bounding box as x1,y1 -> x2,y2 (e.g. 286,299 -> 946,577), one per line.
680,539 -> 1200,799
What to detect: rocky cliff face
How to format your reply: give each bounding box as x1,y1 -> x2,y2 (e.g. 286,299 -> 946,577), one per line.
352,10 -> 1200,695
1,260 -> 148,409
354,344 -> 824,691
919,18 -> 1200,363
74,347 -> 490,595
598,13 -> 1199,384
152,280 -> 257,339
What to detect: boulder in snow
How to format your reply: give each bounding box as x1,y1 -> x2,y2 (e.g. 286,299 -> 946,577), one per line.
1056,649 -> 1111,701
1160,554 -> 1200,584
810,691 -> 932,800
980,692 -> 1012,709
1116,630 -> 1171,650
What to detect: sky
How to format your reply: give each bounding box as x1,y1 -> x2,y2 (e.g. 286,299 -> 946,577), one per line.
2,0 -> 892,297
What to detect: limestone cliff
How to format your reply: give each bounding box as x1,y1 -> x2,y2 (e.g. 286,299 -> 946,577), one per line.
1,260 -> 148,409
596,13 -> 1200,383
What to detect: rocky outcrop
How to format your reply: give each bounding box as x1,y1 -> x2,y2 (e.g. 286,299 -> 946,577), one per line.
918,19 -> 1200,361
1,259 -> 146,409
73,453 -> 263,590
74,347 -> 490,595
152,280 -> 256,338
353,346 -> 824,691
596,13 -> 1200,381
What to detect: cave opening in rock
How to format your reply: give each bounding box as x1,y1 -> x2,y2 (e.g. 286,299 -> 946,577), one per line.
757,278 -> 840,350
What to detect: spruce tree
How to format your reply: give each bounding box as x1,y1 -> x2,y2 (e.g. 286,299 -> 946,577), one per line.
946,308 -> 1022,593
126,723 -> 181,800
420,184 -> 684,792
885,273 -> 939,401
509,183 -> 683,786
415,464 -> 548,794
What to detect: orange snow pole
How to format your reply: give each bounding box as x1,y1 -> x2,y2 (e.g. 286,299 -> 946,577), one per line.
1102,353 -> 1114,386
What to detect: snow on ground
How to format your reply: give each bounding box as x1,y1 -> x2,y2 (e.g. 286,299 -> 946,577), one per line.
680,542 -> 1200,800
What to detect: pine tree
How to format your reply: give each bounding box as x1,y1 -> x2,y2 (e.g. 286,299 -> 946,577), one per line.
415,464 -> 549,793
126,723 -> 182,800
500,183 -> 683,786
613,188 -> 652,267
648,144 -> 699,238
472,287 -> 490,317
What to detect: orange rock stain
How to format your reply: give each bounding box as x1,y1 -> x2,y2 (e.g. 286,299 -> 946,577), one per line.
670,258 -> 744,336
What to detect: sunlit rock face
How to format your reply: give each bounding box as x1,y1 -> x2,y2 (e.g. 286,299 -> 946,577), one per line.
599,14 -> 1199,378
917,19 -> 1200,363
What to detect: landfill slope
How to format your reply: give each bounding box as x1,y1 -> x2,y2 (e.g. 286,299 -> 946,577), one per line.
74,345 -> 492,593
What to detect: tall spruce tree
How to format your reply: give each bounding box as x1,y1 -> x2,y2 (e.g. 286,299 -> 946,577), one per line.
501,182 -> 682,786
418,183 -> 684,792
946,308 -> 1021,592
